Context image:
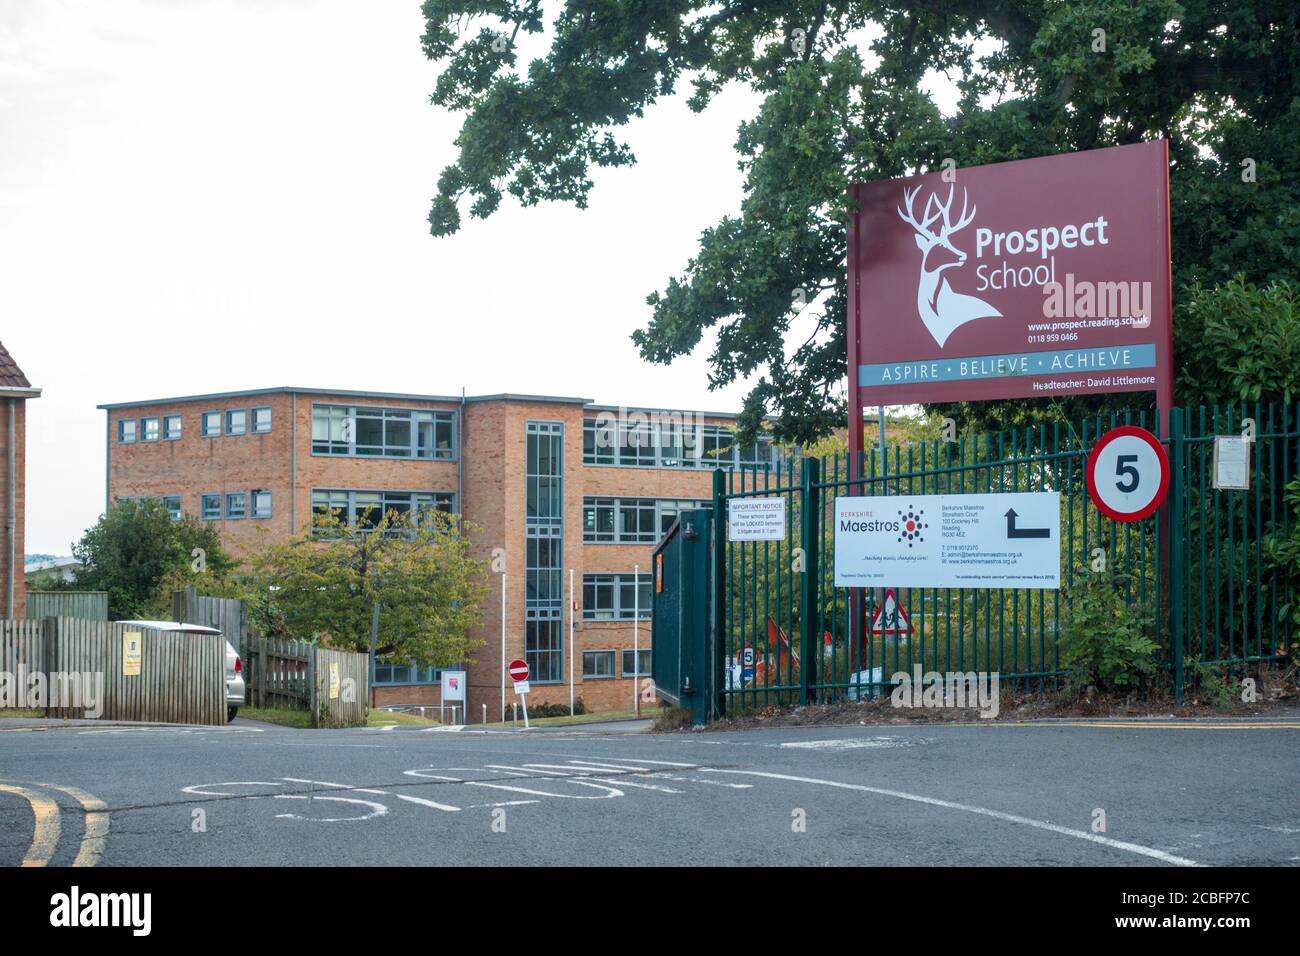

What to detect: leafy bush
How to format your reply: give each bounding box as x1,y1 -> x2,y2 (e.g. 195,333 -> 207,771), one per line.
1059,572 -> 1158,693
519,698 -> 585,719
1264,477 -> 1300,643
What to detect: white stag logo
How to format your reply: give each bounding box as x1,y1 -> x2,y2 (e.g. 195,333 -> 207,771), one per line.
897,184 -> 1001,347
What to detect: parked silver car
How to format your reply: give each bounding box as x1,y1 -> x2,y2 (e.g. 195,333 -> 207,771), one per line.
116,620 -> 246,722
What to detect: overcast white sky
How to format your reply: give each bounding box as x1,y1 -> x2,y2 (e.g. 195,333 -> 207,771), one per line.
1,0 -> 777,554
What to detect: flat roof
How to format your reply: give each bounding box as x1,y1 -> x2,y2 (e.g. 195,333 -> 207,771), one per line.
97,386 -> 742,419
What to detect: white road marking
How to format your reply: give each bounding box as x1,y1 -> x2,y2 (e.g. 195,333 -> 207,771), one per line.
778,737 -> 932,750
701,768 -> 1201,867
564,759 -> 688,772
1254,825 -> 1300,834
485,764 -> 575,776
273,794 -> 387,822
182,781 -> 285,797
649,772 -> 753,789
281,777 -> 389,795
465,779 -> 624,800
585,777 -> 683,794
403,770 -> 464,781
394,793 -> 461,812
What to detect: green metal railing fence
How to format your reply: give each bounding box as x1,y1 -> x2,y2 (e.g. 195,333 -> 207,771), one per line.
713,403 -> 1298,711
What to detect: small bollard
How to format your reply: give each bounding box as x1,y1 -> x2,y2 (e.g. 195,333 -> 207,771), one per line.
481,703 -> 487,724
512,702 -> 518,727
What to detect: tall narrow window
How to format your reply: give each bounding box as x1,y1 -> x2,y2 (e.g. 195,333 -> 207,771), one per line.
524,421 -> 564,682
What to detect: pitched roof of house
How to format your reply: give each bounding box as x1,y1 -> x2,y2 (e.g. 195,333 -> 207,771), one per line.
0,341 -> 31,388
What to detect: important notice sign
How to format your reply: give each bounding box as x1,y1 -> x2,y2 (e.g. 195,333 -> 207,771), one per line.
728,496 -> 787,541
834,493 -> 1061,589
847,141 -> 1171,409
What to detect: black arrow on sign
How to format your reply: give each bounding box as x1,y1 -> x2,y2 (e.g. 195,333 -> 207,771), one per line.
1005,509 -> 1050,539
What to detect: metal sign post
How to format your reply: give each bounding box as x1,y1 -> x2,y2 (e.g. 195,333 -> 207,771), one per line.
633,563 -> 640,716
508,659 -> 530,729
499,573 -> 506,722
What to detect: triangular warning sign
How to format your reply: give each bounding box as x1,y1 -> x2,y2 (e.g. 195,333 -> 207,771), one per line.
870,588 -> 912,635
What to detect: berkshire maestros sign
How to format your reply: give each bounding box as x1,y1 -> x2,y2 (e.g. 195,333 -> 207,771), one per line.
847,141 -> 1172,410
834,492 -> 1061,590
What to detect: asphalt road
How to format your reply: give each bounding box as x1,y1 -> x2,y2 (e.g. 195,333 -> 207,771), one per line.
2,714 -> 1298,866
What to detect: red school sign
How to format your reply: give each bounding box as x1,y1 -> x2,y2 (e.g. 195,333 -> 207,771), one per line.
846,141 -> 1173,432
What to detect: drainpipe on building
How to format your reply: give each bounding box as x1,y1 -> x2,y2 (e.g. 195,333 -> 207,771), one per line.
6,399 -> 15,618
290,392 -> 297,533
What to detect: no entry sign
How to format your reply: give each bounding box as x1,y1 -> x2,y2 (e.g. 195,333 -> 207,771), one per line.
1086,426 -> 1169,522
508,659 -> 529,683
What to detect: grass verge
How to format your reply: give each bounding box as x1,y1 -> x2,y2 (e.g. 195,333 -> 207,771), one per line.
236,706 -> 442,728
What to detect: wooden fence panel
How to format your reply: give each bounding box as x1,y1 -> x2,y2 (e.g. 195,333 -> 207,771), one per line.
0,619 -> 46,709
25,592 -> 109,621
310,647 -> 369,728
243,637 -> 312,709
2,618 -> 224,724
171,588 -> 247,652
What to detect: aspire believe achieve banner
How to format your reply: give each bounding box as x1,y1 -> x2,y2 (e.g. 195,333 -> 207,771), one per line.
847,141 -> 1172,407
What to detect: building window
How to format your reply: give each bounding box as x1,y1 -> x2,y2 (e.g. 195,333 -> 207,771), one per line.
583,573 -> 650,621
581,416 -> 783,470
622,649 -> 652,677
251,406 -> 272,433
161,495 -> 182,520
225,492 -> 247,519
311,489 -> 453,533
251,490 -> 272,519
372,660 -> 441,685
525,421 -> 564,682
140,417 -> 160,442
117,419 -> 137,443
163,415 -> 182,440
201,494 -> 221,520
311,404 -> 455,459
582,650 -> 616,679
201,411 -> 221,437
226,409 -> 247,435
583,497 -> 710,543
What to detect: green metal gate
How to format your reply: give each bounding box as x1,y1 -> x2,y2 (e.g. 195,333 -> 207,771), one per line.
709,403 -> 1297,713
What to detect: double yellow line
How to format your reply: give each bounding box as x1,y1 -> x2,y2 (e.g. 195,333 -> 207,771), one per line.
0,781 -> 108,867
1003,720 -> 1300,731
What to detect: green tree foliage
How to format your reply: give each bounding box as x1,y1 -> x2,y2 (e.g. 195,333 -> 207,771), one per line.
68,500 -> 237,620
246,510 -> 490,665
422,1 -> 1299,442
1177,276 -> 1298,406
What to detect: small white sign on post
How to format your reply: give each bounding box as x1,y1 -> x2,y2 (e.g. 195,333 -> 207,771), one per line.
728,496 -> 787,541
440,670 -> 466,702
513,680 -> 530,695
1212,436 -> 1251,490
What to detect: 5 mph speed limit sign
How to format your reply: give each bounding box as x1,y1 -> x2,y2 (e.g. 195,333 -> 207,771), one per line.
1086,426 -> 1170,522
